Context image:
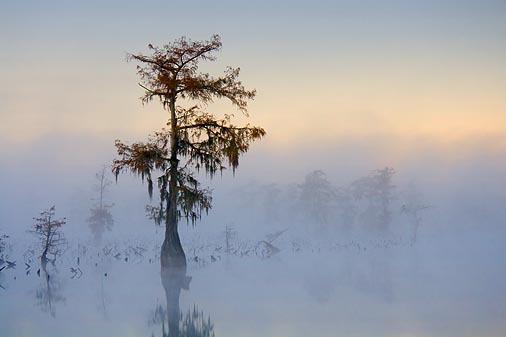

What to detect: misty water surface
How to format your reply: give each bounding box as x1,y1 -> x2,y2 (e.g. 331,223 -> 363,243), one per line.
1,161 -> 506,337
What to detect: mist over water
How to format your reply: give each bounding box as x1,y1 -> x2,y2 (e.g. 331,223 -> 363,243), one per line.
1,131 -> 505,337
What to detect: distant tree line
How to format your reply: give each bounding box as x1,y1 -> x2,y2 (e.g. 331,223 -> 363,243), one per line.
232,167 -> 430,242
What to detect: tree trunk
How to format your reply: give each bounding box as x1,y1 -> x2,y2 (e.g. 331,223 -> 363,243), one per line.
160,90 -> 187,269
160,159 -> 186,268
160,218 -> 186,268
41,247 -> 49,269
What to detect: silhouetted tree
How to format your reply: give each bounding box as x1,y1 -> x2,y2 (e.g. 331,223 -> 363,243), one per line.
0,234 -> 7,259
223,224 -> 237,254
0,233 -> 8,288
31,206 -> 67,267
351,167 -> 396,232
400,183 -> 430,243
114,35 -> 265,268
87,166 -> 114,244
297,170 -> 337,231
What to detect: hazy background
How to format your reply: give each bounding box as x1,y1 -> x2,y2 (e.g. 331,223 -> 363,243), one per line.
1,0 -> 505,238
1,2 -> 506,336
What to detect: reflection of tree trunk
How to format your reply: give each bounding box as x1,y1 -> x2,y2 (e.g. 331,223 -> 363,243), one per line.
160,264 -> 191,337
411,215 -> 420,244
100,274 -> 107,318
40,257 -> 55,317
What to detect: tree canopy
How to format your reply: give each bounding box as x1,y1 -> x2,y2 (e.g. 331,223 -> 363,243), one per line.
113,35 -> 265,265
31,206 -> 67,263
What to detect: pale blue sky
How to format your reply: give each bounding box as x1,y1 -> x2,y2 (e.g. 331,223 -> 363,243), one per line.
2,0 -> 505,147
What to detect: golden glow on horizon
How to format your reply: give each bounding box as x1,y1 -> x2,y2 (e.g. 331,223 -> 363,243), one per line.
1,43 -> 505,157
2,90 -> 505,150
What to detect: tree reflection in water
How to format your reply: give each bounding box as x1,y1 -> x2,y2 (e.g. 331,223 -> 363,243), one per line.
35,259 -> 65,318
149,265 -> 215,337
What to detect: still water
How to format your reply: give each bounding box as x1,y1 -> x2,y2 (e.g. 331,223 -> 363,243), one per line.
1,229 -> 505,337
